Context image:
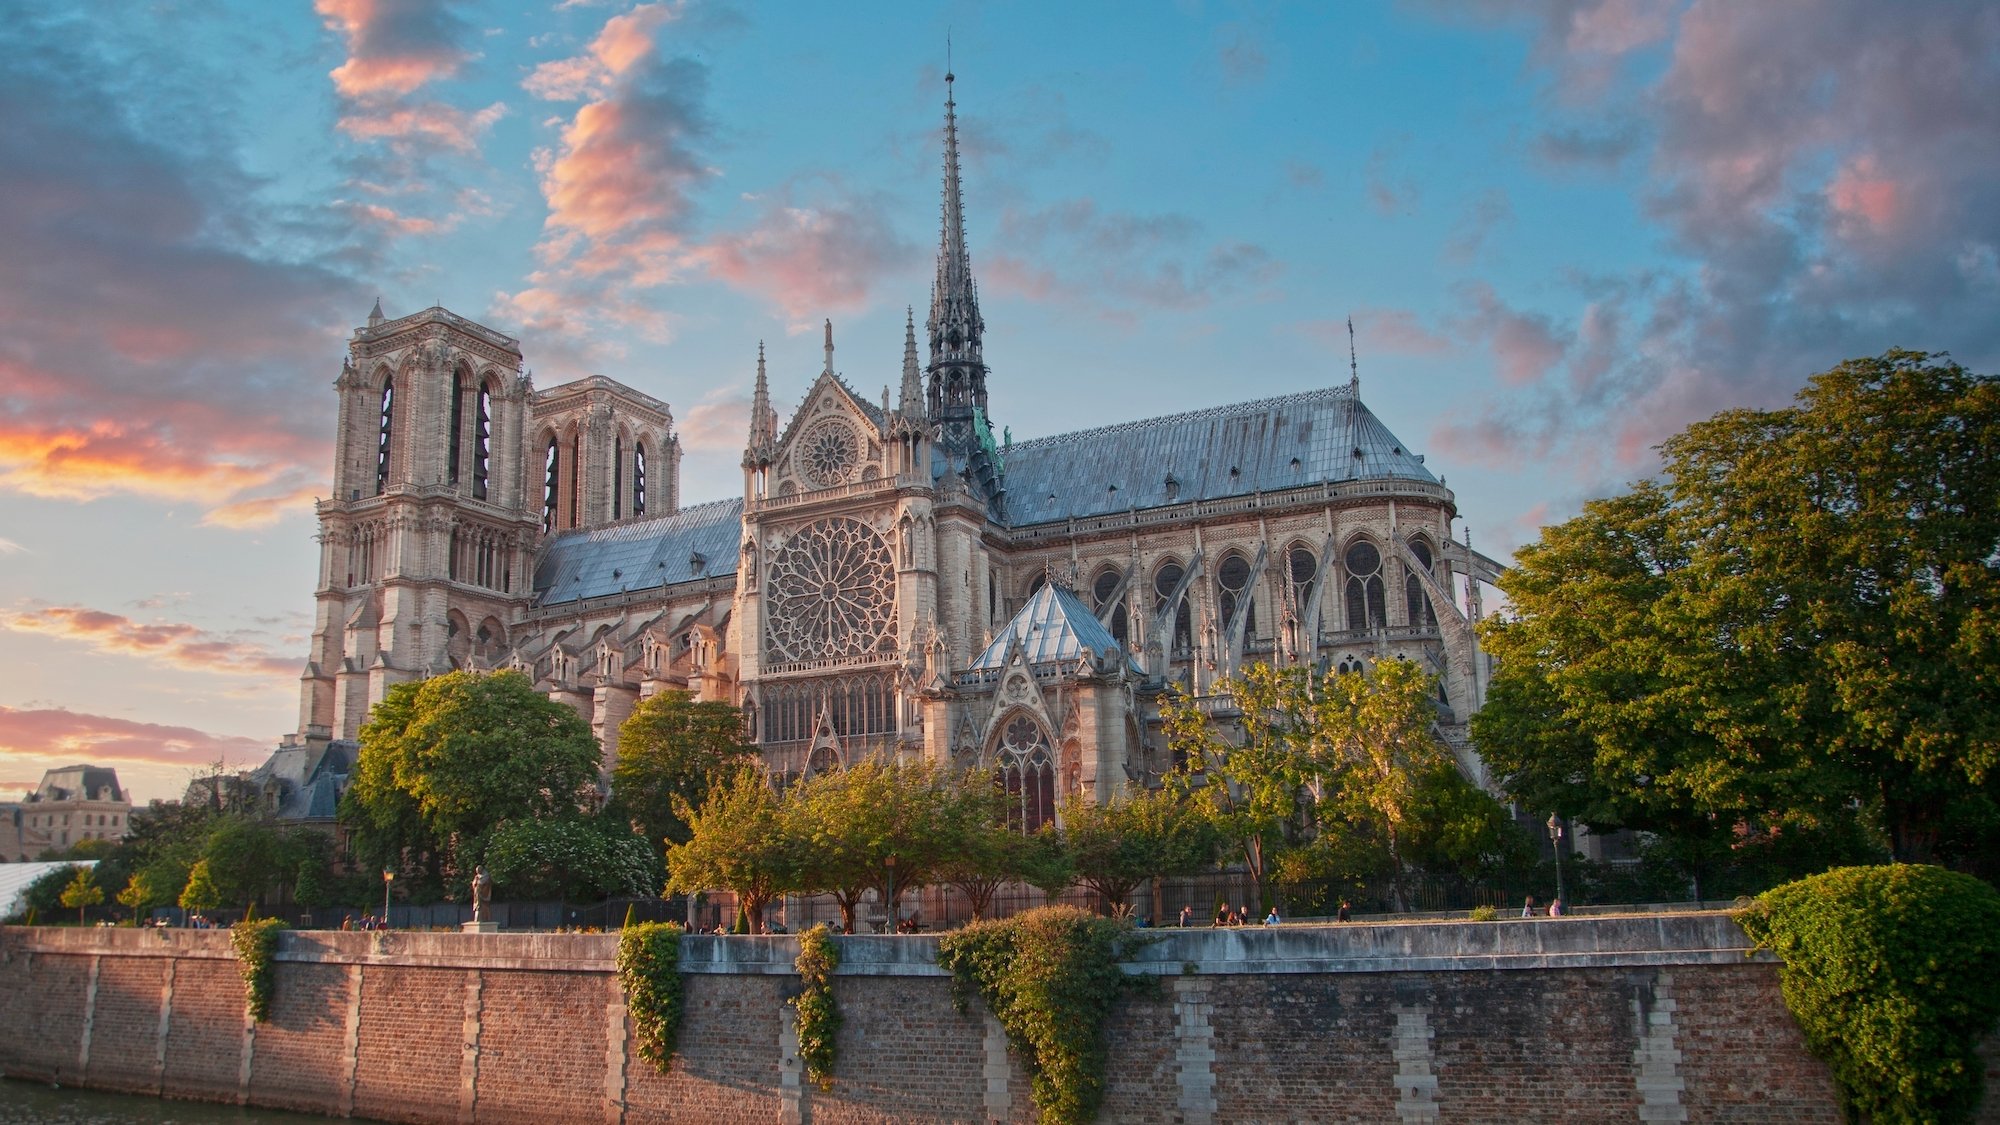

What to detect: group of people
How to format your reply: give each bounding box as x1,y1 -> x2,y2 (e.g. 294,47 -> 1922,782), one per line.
338,914 -> 391,931
1173,903 -> 1286,927
1521,896 -> 1566,917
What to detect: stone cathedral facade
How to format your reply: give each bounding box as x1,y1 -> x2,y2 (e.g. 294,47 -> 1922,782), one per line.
275,76 -> 1505,830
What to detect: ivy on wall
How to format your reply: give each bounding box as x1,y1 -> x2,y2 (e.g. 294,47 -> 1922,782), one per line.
230,919 -> 286,1023
1737,864 -> 2000,1125
791,924 -> 841,1090
617,922 -> 686,1073
936,905 -> 1141,1125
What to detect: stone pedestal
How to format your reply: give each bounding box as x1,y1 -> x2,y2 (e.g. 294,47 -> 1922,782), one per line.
461,921 -> 499,934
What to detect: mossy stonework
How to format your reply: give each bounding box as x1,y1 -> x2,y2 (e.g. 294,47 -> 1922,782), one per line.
229,918 -> 285,1023
791,923 -> 841,1090
1738,864 -> 2000,1125
1,917 -> 1993,1122
615,921 -> 686,1073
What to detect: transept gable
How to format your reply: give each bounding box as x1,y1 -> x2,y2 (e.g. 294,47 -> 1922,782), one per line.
769,368 -> 891,497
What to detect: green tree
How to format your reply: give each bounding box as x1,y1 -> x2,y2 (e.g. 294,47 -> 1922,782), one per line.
485,814 -> 660,901
932,772 -> 1038,921
1478,351 -> 2000,867
1311,658 -> 1456,911
201,818 -> 286,914
117,869 -> 173,919
179,859 -> 222,917
1058,787 -> 1218,915
788,759 -> 959,932
664,767 -> 799,933
12,865 -> 84,922
610,691 -> 758,852
342,670 -> 603,880
1162,664 -> 1324,910
59,868 -> 103,925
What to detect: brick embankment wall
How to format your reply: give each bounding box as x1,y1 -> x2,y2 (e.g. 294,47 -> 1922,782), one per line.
2,915 -> 1995,1124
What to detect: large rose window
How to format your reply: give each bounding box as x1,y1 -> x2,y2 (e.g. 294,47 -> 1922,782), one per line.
796,420 -> 860,488
764,516 -> 896,662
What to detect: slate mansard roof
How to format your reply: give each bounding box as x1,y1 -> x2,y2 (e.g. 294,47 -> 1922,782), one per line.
999,384 -> 1437,526
534,497 -> 744,606
970,583 -> 1141,674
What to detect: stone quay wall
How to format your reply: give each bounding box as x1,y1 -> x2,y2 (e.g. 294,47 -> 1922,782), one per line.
2,913 -> 1994,1124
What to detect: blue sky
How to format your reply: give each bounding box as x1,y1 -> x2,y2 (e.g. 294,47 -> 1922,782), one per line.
3,0 -> 1997,802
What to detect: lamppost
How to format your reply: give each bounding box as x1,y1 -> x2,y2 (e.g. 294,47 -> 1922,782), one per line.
382,869 -> 395,928
884,855 -> 897,934
1546,815 -> 1565,913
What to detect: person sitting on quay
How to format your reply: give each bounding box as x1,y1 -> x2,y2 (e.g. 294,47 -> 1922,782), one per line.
1263,907 -> 1281,926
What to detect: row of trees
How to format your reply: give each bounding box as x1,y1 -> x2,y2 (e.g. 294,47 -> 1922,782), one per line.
664,659 -> 1528,929
1472,351 -> 1999,891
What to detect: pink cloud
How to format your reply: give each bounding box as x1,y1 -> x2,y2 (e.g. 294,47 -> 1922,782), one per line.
1453,282 -> 1571,387
523,3 -> 679,100
315,0 -> 473,97
692,192 -> 917,323
0,707 -> 270,771
1825,154 -> 1904,233
676,390 -> 751,453
336,100 -> 505,154
0,606 -> 301,679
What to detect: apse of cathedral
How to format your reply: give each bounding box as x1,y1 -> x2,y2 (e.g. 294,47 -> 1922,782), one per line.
282,73 -> 1507,829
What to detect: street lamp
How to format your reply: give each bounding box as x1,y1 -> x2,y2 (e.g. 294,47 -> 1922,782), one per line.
884,855 -> 897,934
1546,815 -> 1565,913
382,869 -> 395,928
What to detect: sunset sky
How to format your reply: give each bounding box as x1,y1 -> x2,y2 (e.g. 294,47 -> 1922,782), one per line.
3,0 -> 1997,804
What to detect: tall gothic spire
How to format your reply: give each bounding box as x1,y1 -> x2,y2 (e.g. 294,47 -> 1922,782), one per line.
899,307 -> 924,417
745,341 -> 776,463
926,69 -> 989,451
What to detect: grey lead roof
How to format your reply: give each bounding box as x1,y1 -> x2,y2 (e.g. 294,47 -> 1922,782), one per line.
534,497 -> 744,606
998,384 -> 1436,526
970,583 -> 1141,673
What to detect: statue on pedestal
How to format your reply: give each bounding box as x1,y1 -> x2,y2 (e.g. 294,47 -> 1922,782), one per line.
471,866 -> 492,925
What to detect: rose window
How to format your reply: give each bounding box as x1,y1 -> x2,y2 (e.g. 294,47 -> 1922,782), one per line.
797,420 -> 860,488
764,516 -> 896,662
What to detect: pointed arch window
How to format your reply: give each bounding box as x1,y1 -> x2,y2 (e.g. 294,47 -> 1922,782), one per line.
569,433 -> 581,528
1405,539 -> 1437,628
375,377 -> 394,495
1092,567 -> 1127,646
1154,561 -> 1193,656
542,437 -> 560,534
1217,552 -> 1255,638
613,435 -> 624,520
633,441 -> 647,516
995,715 -> 1056,833
1344,540 -> 1387,630
447,381 -> 464,485
472,385 -> 491,500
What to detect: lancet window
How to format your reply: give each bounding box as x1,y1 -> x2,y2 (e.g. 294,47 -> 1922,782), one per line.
1217,551 -> 1255,638
1344,539 -> 1387,630
375,378 -> 394,495
613,435 -> 624,519
473,385 -> 491,500
1154,560 -> 1193,656
542,438 -> 559,533
1405,539 -> 1437,628
634,442 -> 647,516
994,714 -> 1056,832
1092,566 -> 1127,646
758,673 -> 898,744
447,381 -> 464,485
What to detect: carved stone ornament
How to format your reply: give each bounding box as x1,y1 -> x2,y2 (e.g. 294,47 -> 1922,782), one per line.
763,515 -> 896,662
795,418 -> 861,488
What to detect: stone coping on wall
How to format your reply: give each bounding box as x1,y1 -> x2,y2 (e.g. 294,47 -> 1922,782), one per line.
4,910 -> 1769,977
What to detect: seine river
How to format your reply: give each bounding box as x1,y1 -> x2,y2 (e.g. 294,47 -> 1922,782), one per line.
0,1082 -> 367,1124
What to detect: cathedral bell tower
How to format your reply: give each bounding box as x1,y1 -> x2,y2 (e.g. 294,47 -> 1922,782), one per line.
299,303 -> 538,746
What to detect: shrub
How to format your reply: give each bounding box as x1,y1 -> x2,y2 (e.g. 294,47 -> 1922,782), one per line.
230,918 -> 287,1022
936,905 -> 1137,1125
616,922 -> 686,1073
1468,904 -> 1498,922
1737,865 -> 2000,1124
792,924 -> 841,1090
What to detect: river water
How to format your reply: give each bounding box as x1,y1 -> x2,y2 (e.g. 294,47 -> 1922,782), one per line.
0,1081 -> 367,1124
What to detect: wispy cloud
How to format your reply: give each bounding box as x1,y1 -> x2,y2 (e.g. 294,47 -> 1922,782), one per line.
984,199 -> 1279,322
0,706 -> 269,771
0,606 -> 300,679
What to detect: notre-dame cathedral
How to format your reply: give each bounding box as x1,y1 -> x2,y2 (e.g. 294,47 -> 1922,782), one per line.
267,75 -> 1504,831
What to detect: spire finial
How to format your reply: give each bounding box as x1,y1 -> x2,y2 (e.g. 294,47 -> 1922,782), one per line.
747,340 -> 775,455
899,306 -> 924,417
1347,315 -> 1360,393
367,297 -> 385,327
823,319 -> 834,375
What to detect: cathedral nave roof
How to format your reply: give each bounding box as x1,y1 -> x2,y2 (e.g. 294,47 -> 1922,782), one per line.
997,384 -> 1439,526
533,497 -> 744,607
